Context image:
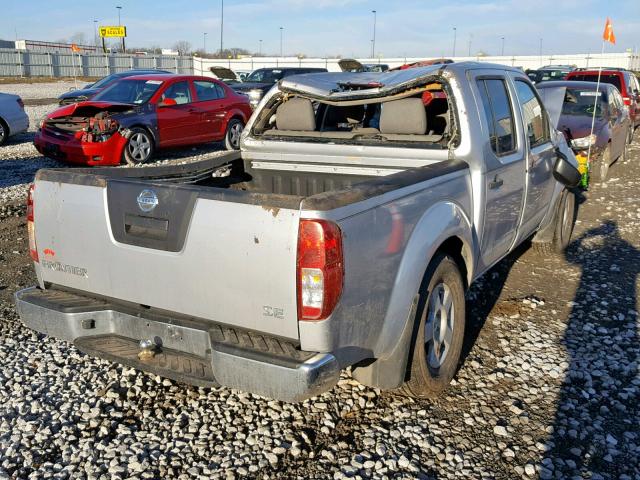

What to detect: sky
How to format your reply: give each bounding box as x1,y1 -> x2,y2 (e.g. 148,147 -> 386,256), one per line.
2,0 -> 639,58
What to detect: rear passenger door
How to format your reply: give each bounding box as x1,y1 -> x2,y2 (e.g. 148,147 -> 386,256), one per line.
511,78 -> 556,240
192,80 -> 228,141
473,74 -> 525,269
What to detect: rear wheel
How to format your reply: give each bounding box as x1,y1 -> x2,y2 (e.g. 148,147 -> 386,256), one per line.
399,253 -> 466,399
590,144 -> 610,183
533,189 -> 576,255
224,119 -> 244,150
124,128 -> 154,165
0,118 -> 8,146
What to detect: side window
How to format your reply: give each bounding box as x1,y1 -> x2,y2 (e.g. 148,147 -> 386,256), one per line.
215,84 -> 226,99
162,81 -> 192,105
194,80 -> 223,101
515,80 -> 550,148
476,78 -> 516,156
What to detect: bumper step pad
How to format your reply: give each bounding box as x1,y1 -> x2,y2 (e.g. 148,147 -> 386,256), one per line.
74,335 -> 216,387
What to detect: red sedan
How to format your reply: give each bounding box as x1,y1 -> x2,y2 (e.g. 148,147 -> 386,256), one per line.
34,74 -> 253,166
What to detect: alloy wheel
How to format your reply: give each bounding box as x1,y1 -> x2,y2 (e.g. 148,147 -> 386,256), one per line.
228,122 -> 243,149
424,282 -> 455,369
128,132 -> 151,162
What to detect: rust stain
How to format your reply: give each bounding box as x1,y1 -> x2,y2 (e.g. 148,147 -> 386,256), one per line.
261,206 -> 281,218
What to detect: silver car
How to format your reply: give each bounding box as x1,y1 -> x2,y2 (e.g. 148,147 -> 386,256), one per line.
0,92 -> 29,145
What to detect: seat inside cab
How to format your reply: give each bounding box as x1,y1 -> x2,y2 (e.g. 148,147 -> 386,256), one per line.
260,86 -> 451,144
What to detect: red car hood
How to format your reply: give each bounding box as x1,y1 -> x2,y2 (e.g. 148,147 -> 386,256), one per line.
48,101 -> 136,119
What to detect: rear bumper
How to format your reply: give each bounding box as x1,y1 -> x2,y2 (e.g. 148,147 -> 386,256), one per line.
15,286 -> 340,402
34,130 -> 127,166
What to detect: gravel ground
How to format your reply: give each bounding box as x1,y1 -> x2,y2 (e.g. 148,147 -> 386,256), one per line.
0,81 -> 80,100
0,83 -> 639,479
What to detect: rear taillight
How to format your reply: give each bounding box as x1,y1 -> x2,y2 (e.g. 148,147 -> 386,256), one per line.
17,98 -> 24,109
623,97 -> 631,106
27,184 -> 38,262
297,219 -> 343,321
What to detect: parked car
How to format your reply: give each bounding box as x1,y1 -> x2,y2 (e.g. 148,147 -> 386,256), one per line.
537,80 -> 631,183
526,68 -> 569,84
338,59 -> 389,72
0,92 -> 29,145
35,74 -> 253,166
16,62 -> 580,402
209,66 -> 243,85
57,69 -> 172,105
230,67 -> 328,108
566,69 -> 640,132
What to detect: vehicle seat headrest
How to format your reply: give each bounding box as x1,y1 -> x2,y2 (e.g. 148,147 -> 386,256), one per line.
380,98 -> 427,135
276,98 -> 316,131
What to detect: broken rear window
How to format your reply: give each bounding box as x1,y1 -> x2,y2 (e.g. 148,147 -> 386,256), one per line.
253,85 -> 452,148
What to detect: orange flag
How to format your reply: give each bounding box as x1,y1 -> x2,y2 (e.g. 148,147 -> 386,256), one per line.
603,18 -> 616,44
71,43 -> 81,53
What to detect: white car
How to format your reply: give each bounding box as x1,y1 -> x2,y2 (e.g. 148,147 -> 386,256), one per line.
0,92 -> 29,145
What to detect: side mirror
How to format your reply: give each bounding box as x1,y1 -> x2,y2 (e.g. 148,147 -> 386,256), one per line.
158,98 -> 177,107
553,149 -> 581,188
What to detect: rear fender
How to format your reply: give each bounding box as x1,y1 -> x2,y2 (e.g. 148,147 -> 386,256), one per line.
352,200 -> 474,389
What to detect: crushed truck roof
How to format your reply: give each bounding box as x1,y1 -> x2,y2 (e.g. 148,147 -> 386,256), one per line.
278,61 -> 521,100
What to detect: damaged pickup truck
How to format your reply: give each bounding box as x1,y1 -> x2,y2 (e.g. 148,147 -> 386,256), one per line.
17,62 -> 580,402
34,74 -> 253,166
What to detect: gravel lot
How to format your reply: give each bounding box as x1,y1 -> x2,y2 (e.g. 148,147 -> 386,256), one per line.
0,81 -> 80,100
0,83 -> 639,479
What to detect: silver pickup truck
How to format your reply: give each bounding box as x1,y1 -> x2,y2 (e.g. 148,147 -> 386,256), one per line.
16,62 -> 580,402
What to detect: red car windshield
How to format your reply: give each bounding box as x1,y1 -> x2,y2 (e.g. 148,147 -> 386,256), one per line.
92,79 -> 164,104
569,74 -> 622,93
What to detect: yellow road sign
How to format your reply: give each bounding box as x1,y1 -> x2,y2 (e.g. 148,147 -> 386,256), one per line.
99,26 -> 127,38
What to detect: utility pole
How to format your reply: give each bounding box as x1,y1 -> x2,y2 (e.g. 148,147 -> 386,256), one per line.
220,0 -> 224,56
280,27 -> 283,57
452,27 -> 457,58
259,39 -> 262,56
94,19 -> 98,47
203,32 -> 207,54
468,33 -> 472,57
116,6 -> 124,53
371,10 -> 377,58
501,36 -> 505,56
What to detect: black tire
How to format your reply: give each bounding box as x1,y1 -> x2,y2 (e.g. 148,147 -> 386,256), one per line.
399,253 -> 466,399
0,118 -> 8,146
532,189 -> 577,255
590,144 -> 610,183
224,118 -> 244,150
123,127 -> 154,165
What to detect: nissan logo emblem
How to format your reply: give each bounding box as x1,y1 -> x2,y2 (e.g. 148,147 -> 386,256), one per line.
137,189 -> 158,213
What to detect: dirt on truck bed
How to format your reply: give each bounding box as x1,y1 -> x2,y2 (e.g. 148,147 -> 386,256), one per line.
0,142 -> 639,479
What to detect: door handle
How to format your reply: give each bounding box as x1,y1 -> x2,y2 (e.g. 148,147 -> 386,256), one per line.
489,175 -> 503,189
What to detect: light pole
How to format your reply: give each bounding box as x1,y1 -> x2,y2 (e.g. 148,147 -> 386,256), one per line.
452,27 -> 457,58
279,27 -> 284,57
220,0 -> 224,56
539,37 -> 543,65
93,19 -> 98,47
501,36 -> 505,56
259,39 -> 262,56
203,32 -> 207,54
468,33 -> 472,57
371,10 -> 377,59
116,6 -> 123,53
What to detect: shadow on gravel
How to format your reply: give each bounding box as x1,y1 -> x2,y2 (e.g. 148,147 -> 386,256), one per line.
547,220 -> 639,479
462,242 -> 530,364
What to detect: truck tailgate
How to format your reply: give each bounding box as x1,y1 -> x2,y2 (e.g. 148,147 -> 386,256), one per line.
32,178 -> 302,340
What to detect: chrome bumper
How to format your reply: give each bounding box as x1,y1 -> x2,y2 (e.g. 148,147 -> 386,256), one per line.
15,287 -> 340,402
